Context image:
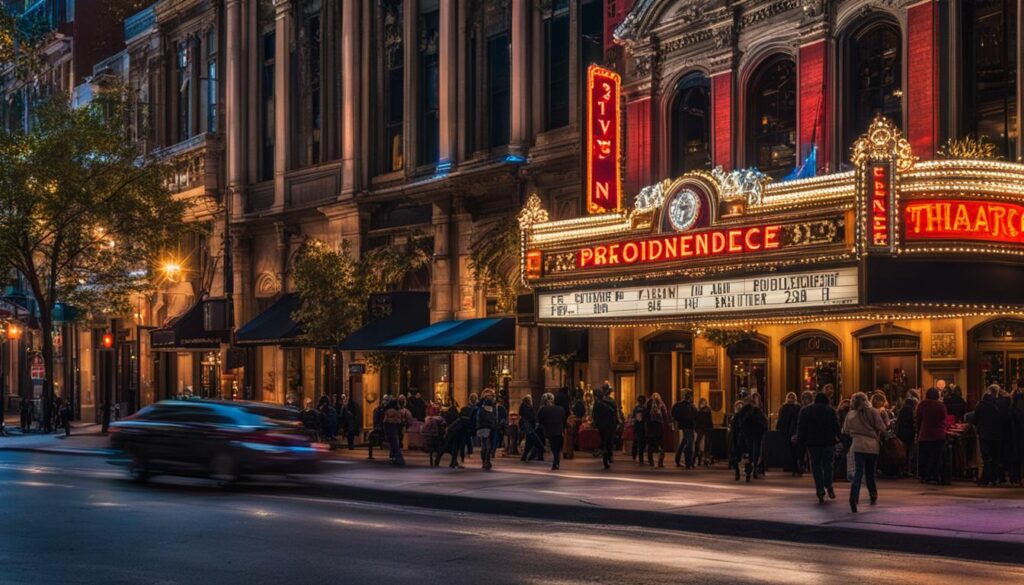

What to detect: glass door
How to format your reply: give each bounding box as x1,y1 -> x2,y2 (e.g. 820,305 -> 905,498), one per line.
980,351 -> 1024,391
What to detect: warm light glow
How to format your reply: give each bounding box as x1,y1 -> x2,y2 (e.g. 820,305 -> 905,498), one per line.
6,324 -> 21,340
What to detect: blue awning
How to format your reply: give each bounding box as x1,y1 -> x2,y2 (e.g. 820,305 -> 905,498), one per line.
235,293 -> 303,346
379,317 -> 515,353
337,292 -> 430,351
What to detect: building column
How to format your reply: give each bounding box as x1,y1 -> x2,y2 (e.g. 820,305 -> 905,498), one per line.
798,39 -> 830,173
588,329 -> 610,390
402,0 -> 417,176
272,0 -> 291,209
226,0 -> 247,218
509,0 -> 529,151
907,0 -> 941,159
437,0 -> 457,171
430,200 -> 453,324
340,0 -> 361,197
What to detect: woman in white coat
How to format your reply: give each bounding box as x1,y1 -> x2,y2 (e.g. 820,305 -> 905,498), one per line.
843,392 -> 887,513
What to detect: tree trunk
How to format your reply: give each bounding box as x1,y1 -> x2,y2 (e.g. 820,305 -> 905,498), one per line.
39,306 -> 55,434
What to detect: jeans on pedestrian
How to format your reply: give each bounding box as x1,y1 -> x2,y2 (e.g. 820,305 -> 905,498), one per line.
695,430 -> 709,464
850,451 -> 878,505
385,422 -> 404,465
918,439 -> 944,482
548,435 -> 564,469
632,432 -> 646,461
979,439 -> 1002,485
807,445 -> 835,496
675,429 -> 695,467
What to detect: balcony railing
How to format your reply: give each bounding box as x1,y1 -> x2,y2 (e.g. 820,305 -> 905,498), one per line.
151,133 -> 221,196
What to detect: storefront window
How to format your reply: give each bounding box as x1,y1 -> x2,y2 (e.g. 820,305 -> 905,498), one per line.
963,0 -> 1018,160
284,348 -> 303,405
785,334 -> 840,397
746,56 -> 796,179
671,72 -> 712,176
858,330 -> 919,405
728,338 -> 768,413
843,20 -> 902,160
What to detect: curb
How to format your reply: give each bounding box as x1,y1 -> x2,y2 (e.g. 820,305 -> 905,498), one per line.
299,482 -> 1024,567
0,446 -> 113,457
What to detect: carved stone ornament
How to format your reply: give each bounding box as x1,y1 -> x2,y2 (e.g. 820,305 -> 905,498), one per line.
633,53 -> 655,78
632,179 -> 671,211
711,167 -> 769,206
801,0 -> 824,19
517,193 -> 550,229
255,272 -> 282,298
850,115 -> 917,172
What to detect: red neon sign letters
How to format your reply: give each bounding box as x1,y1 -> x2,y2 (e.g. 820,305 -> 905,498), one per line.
903,199 -> 1024,245
586,65 -> 622,214
869,163 -> 890,247
577,225 -> 782,270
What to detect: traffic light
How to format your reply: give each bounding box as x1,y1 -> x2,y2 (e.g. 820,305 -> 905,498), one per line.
101,333 -> 114,349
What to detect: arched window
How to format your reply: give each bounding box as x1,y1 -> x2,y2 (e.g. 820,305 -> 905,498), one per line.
962,0 -> 1018,160
670,73 -> 711,176
843,20 -> 902,157
746,56 -> 796,179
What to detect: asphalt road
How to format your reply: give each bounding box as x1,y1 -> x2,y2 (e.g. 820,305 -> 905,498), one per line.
2,451 -> 1022,585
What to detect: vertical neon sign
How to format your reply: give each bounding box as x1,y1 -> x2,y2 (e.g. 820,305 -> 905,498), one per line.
586,64 -> 622,214
869,162 -> 891,248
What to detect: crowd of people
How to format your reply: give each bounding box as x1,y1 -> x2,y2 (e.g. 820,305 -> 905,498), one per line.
13,396 -> 73,436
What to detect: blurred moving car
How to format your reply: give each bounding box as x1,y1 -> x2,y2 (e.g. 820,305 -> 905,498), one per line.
109,400 -> 321,484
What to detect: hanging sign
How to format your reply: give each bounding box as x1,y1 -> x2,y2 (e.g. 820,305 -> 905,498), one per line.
868,162 -> 892,249
586,64 -> 622,214
30,355 -> 46,380
903,199 -> 1024,245
537,267 -> 859,321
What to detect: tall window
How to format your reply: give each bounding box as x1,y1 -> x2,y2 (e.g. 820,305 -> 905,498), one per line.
418,4 -> 440,166
580,0 -> 604,70
295,0 -> 324,168
260,29 -> 275,181
670,73 -> 711,176
747,56 -> 797,179
544,0 -> 570,130
487,34 -> 510,147
843,20 -> 902,156
963,0 -> 1018,159
381,0 -> 404,173
177,40 -> 193,142
206,30 -> 217,134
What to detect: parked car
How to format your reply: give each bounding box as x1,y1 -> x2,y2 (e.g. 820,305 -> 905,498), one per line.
109,400 -> 322,485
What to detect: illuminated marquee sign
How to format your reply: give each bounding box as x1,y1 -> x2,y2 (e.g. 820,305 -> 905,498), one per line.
538,267 -> 859,321
903,199 -> 1024,245
586,65 -> 621,214
578,224 -> 782,269
868,162 -> 891,248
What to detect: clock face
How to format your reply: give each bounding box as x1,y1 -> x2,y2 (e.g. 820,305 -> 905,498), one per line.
668,189 -> 701,232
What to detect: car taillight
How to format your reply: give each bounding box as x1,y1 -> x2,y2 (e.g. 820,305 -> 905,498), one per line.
241,430 -> 309,447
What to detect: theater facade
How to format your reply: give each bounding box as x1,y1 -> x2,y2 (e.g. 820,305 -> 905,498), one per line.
519,117 -> 1024,425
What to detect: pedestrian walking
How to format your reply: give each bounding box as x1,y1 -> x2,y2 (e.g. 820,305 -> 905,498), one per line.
671,388 -> 697,468
797,392 -> 840,503
630,395 -> 647,463
367,396 -> 388,460
729,399 -> 745,479
592,388 -> 618,470
537,393 -> 567,471
694,397 -> 714,466
474,389 -> 498,470
973,385 -> 1005,486
843,392 -> 887,513
60,399 -> 72,437
777,392 -> 802,475
519,395 -> 544,462
739,393 -> 769,481
421,413 -> 447,468
915,387 -> 948,484
407,389 -> 428,421
20,398 -> 32,433
644,392 -> 669,468
441,405 -> 469,469
340,394 -> 359,450
383,397 -> 405,466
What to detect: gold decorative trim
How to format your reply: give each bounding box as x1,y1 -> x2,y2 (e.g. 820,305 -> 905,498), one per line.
850,115 -> 917,172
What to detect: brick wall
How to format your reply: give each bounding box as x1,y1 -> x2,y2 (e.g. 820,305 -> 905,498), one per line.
625,96 -> 653,195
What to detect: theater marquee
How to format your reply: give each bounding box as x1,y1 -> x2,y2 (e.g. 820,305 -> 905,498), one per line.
537,267 -> 859,322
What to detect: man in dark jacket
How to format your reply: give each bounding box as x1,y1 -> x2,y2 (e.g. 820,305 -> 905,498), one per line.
776,392 -> 802,475
554,387 -> 572,422
671,388 -> 698,468
406,390 -> 427,421
797,392 -> 841,503
895,394 -> 918,475
973,386 -> 1005,486
592,389 -> 618,470
538,393 -> 567,471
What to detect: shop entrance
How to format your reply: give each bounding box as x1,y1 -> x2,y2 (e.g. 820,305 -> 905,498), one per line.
856,324 -> 920,405
644,331 -> 692,400
969,318 -> 1024,400
727,338 -> 769,410
784,332 -> 841,398
196,351 -> 221,399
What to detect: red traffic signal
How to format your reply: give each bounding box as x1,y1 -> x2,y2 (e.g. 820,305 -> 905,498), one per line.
101,333 -> 114,349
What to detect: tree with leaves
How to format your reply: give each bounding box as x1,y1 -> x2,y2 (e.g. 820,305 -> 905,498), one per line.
0,96 -> 186,431
469,216 -> 522,314
290,240 -> 366,348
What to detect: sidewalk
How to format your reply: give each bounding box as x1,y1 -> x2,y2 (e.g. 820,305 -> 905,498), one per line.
0,421 -> 112,456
